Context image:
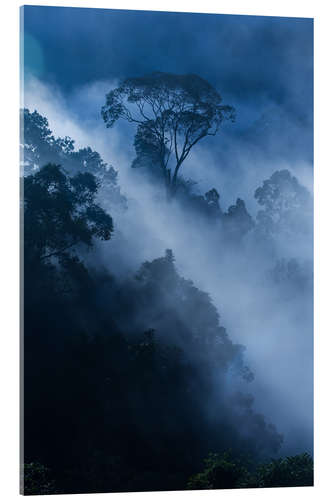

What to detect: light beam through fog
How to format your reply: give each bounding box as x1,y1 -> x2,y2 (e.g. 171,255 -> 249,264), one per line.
24,75 -> 313,456
22,7 -> 313,494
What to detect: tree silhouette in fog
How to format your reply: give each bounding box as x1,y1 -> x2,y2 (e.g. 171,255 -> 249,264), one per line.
24,163 -> 113,263
255,169 -> 312,237
21,109 -> 126,209
101,72 -> 235,196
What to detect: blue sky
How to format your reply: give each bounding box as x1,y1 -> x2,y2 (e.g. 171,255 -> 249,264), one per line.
22,6 -> 313,204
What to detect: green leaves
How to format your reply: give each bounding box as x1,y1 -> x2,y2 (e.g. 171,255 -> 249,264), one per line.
187,452 -> 249,490
22,462 -> 58,495
254,453 -> 314,488
187,452 -> 314,490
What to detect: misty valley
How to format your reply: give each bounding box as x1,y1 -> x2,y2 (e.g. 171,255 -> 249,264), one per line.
21,70 -> 313,494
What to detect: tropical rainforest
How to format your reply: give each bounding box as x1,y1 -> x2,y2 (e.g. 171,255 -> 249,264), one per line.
21,6 -> 313,495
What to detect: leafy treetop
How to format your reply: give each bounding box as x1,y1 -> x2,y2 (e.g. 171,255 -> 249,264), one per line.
24,163 -> 113,263
101,72 -> 235,195
255,169 -> 312,236
21,108 -> 126,209
187,451 -> 313,490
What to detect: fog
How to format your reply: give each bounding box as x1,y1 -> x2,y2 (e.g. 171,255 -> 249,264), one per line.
24,76 -> 313,457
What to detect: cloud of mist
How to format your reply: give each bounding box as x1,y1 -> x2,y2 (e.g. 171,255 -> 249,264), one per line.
24,77 -> 313,457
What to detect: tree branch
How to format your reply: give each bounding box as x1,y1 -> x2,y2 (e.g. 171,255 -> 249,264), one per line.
40,241 -> 79,261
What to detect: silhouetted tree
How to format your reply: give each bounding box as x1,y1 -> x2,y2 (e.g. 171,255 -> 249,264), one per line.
270,258 -> 313,292
21,108 -> 74,175
24,163 -> 113,263
187,452 -> 313,490
187,452 -> 249,490
21,109 -> 126,209
101,72 -> 235,196
222,198 -> 255,241
254,170 -> 312,237
251,453 -> 313,488
204,188 -> 221,215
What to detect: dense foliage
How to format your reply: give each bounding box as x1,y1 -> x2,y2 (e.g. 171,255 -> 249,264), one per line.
187,452 -> 313,490
22,92 -> 313,494
21,108 -> 126,210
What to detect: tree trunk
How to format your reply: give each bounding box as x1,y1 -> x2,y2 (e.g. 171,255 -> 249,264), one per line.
168,161 -> 183,199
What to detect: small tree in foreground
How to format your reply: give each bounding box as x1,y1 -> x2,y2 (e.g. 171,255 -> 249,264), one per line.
187,452 -> 313,490
187,452 -> 250,490
253,453 -> 313,488
22,462 -> 58,495
101,72 -> 235,196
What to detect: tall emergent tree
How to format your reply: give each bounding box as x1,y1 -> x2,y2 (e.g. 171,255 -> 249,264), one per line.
101,72 -> 235,195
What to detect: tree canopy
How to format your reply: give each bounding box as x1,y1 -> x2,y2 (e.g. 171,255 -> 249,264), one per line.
101,72 -> 235,195
21,108 -> 126,210
187,451 -> 313,490
24,163 -> 113,263
255,169 -> 312,237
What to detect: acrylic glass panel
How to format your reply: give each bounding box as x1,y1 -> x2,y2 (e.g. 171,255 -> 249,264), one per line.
20,5 -> 313,495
